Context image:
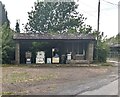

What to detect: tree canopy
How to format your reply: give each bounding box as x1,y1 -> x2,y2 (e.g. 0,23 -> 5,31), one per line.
0,1 -> 10,26
25,2 -> 92,34
0,24 -> 15,64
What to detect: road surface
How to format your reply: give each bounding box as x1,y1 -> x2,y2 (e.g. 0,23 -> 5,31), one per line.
80,79 -> 118,95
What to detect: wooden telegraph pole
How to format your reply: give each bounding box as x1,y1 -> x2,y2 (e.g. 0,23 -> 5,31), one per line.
97,0 -> 100,60
97,0 -> 100,33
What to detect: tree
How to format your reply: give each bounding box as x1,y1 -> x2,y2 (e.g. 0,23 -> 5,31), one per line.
0,1 -> 10,26
25,2 -> 92,34
93,30 -> 109,62
0,24 -> 15,64
15,21 -> 20,33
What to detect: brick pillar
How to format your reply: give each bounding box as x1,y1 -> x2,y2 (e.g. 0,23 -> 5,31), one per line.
86,42 -> 94,63
15,42 -> 20,64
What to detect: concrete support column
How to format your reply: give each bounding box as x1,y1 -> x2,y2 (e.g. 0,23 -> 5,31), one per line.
15,42 -> 20,64
86,42 -> 94,63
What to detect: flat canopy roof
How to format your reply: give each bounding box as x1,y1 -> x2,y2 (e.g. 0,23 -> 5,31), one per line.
13,33 -> 96,41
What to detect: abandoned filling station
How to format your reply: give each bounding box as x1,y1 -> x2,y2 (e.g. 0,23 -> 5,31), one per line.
13,33 -> 96,64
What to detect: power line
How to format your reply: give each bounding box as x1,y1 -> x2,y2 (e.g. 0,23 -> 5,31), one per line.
101,7 -> 117,11
77,0 -> 117,16
83,7 -> 117,14
79,9 -> 97,17
102,0 -> 119,6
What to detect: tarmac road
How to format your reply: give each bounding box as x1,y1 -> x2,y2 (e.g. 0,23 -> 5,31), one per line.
80,79 -> 118,95
79,61 -> 119,95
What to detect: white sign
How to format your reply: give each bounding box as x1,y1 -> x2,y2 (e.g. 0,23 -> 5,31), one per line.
67,54 -> 71,60
36,51 -> 45,64
47,58 -> 51,64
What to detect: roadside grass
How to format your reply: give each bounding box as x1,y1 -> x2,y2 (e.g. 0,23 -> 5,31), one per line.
2,70 -> 58,83
1,64 -> 59,95
2,63 -> 113,84
100,63 -> 113,66
91,61 -> 113,67
2,89 -> 34,95
1,63 -> 115,95
1,91 -> 15,95
2,72 -> 29,83
2,62 -> 113,68
2,64 -> 30,67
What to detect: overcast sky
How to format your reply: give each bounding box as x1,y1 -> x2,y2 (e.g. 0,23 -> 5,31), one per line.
1,0 -> 119,38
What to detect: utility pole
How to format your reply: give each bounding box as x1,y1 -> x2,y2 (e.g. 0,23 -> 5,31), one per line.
97,0 -> 100,33
96,0 -> 100,61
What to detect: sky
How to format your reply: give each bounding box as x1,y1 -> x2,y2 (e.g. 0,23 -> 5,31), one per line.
1,0 -> 119,38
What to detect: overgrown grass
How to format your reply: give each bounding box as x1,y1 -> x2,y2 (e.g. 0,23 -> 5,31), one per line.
100,63 -> 112,66
3,72 -> 29,83
3,71 -> 57,83
2,64 -> 32,68
2,91 -> 15,95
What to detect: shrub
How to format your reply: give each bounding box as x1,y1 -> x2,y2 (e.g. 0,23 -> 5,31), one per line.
97,47 -> 108,62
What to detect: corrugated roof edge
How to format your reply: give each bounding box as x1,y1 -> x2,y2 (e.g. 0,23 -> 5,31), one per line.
13,33 -> 96,40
